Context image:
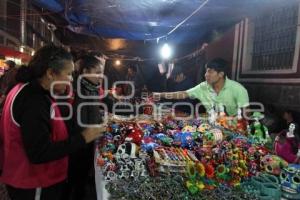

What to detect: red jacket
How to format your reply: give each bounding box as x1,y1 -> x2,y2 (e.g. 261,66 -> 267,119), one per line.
0,83 -> 68,188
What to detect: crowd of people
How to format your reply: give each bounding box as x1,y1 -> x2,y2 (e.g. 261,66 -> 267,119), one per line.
0,44 -> 299,200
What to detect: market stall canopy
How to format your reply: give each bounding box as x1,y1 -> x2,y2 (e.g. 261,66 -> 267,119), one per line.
31,0 -> 295,57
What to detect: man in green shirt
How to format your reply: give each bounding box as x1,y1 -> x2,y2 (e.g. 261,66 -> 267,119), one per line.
153,58 -> 249,116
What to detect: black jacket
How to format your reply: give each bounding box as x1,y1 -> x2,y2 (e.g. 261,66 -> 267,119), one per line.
12,80 -> 86,164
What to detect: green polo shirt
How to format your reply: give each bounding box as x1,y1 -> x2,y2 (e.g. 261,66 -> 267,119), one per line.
186,78 -> 249,116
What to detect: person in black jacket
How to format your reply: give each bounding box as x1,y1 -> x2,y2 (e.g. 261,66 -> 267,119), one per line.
63,55 -> 106,200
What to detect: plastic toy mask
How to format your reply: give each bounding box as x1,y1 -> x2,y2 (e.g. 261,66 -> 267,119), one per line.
182,125 -> 197,133
197,123 -> 211,133
260,155 -> 288,175
165,120 -> 178,130
280,164 -> 300,200
115,141 -> 137,159
174,132 -> 195,149
203,129 -> 223,146
153,133 -> 173,146
111,124 -> 120,134
209,129 -> 223,143
127,128 -> 143,145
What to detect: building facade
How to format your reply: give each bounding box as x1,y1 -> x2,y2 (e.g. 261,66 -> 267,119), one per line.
205,1 -> 300,112
0,0 -> 61,64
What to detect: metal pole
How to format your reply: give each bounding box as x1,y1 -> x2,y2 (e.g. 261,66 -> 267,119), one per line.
20,0 -> 27,46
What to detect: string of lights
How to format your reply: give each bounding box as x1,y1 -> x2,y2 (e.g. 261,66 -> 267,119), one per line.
145,0 -> 210,42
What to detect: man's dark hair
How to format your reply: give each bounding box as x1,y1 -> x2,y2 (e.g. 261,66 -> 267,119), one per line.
206,58 -> 228,74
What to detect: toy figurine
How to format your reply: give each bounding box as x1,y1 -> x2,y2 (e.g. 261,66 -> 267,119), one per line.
248,112 -> 271,144
208,108 -> 217,125
235,108 -> 248,134
216,105 -> 228,128
275,123 -> 300,163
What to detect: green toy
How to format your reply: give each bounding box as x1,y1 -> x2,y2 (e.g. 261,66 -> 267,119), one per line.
185,162 -> 205,195
248,112 -> 271,144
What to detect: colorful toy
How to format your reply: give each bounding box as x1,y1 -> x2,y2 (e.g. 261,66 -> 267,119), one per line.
115,139 -> 138,160
202,128 -> 223,147
195,162 -> 206,177
208,108 -> 217,125
215,164 -> 230,181
153,133 -> 173,146
185,162 -> 205,194
260,154 -> 288,175
141,141 -> 159,152
197,123 -> 211,133
126,127 -> 143,145
165,119 -> 178,130
235,108 -> 248,134
97,115 -> 295,197
204,163 -> 215,179
182,125 -> 197,133
280,164 -> 300,200
153,147 -> 198,174
248,112 -> 270,144
173,132 -> 195,149
216,106 -> 228,128
275,123 -> 300,163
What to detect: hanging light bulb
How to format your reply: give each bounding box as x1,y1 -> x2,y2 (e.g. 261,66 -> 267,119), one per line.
115,60 -> 121,66
160,43 -> 171,60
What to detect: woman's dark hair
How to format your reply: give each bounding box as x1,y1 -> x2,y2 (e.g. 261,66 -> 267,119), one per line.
5,60 -> 16,69
16,45 -> 73,83
283,110 -> 295,118
78,55 -> 102,75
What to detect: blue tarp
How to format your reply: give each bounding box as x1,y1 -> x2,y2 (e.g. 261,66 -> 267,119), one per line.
32,0 -> 295,43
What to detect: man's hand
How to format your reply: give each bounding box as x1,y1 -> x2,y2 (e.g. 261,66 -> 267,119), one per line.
81,125 -> 107,143
175,73 -> 186,83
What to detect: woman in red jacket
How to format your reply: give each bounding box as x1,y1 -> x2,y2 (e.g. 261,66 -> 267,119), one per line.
0,45 -> 105,200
